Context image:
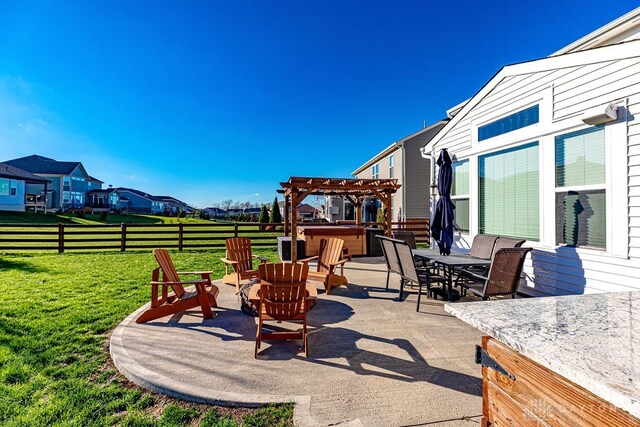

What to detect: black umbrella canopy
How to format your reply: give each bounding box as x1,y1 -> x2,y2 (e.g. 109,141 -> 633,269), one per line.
430,149 -> 455,255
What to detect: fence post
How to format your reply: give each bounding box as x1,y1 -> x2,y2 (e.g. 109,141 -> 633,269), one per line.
120,223 -> 127,252
58,223 -> 64,253
234,223 -> 239,238
178,223 -> 184,251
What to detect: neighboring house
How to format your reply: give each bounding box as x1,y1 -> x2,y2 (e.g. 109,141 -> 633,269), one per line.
325,120 -> 448,223
4,154 -> 103,210
279,201 -> 320,220
157,196 -> 189,215
203,207 -> 228,219
0,162 -> 51,212
87,187 -> 121,211
421,7 -> 640,296
115,188 -> 165,214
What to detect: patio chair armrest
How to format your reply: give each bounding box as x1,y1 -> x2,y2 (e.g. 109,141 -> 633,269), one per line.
330,259 -> 348,267
150,279 -> 209,286
220,258 -> 239,266
252,255 -> 269,263
458,269 -> 488,283
299,256 -> 318,263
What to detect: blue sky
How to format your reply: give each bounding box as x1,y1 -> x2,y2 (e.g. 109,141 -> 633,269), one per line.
1,1 -> 637,207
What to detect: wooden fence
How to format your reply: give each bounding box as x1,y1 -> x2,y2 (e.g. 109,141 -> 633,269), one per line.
0,219 -> 430,252
0,222 -> 284,252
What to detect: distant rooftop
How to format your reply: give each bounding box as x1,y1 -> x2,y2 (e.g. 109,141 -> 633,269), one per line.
4,154 -> 84,175
0,162 -> 51,184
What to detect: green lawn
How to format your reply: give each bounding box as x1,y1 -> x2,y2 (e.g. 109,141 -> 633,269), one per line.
0,211 -> 213,225
0,249 -> 292,426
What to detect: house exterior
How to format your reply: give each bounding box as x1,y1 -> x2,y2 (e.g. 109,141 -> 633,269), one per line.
0,162 -> 51,212
4,155 -> 102,210
87,187 -> 122,211
421,7 -> 640,296
115,188 -> 165,214
157,196 -> 189,215
326,120 -> 448,223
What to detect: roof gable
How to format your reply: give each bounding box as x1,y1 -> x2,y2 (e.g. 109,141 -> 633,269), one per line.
422,40 -> 640,154
4,154 -> 85,176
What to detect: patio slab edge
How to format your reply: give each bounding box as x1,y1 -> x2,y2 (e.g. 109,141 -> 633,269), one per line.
109,295 -> 363,427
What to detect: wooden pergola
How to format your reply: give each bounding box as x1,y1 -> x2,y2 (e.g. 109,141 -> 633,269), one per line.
278,177 -> 401,261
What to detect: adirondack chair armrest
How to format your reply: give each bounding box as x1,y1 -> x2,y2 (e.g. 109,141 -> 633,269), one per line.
252,255 -> 269,263
220,258 -> 239,265
177,271 -> 213,276
299,255 -> 318,263
330,259 -> 348,266
150,279 -> 209,286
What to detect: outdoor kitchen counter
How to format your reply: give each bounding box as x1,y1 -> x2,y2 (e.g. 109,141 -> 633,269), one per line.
445,291 -> 640,422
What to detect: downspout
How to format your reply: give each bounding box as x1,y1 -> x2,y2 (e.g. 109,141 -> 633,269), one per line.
401,145 -> 406,222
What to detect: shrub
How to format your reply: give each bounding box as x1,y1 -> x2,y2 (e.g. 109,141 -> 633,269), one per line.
269,197 -> 282,223
259,205 -> 269,224
177,211 -> 186,218
76,211 -> 86,219
99,211 -> 108,221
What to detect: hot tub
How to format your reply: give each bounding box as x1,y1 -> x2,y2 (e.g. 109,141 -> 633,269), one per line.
296,225 -> 366,257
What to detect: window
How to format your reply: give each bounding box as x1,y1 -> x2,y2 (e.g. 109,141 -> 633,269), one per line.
451,160 -> 469,232
478,105 -> 539,141
0,178 -> 9,195
555,126 -> 605,249
479,142 -> 539,240
63,176 -> 71,191
372,163 -> 379,179
389,155 -> 394,179
10,179 -> 17,196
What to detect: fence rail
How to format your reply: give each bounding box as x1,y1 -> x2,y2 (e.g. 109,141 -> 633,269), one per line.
0,219 -> 430,252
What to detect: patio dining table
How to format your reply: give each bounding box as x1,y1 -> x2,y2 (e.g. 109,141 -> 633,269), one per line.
412,249 -> 491,302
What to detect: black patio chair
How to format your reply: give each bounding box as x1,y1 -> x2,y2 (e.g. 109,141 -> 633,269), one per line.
377,235 -> 403,292
393,238 -> 447,311
457,247 -> 532,300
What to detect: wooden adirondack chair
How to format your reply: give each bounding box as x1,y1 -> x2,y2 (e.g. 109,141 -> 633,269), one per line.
255,262 -> 310,358
220,237 -> 268,292
300,237 -> 348,294
136,249 -> 220,323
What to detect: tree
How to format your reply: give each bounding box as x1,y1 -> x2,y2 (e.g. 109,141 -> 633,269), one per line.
259,204 -> 269,223
270,196 -> 282,223
220,199 -> 233,211
376,206 -> 385,229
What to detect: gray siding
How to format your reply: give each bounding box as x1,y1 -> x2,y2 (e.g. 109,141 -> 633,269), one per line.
403,122 -> 446,218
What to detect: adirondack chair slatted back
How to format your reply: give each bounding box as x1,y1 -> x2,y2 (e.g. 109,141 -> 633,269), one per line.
258,262 -> 309,320
469,234 -> 499,259
225,237 -> 253,272
379,236 -> 402,276
485,248 -> 532,297
316,238 -> 344,273
153,249 -> 186,298
259,262 -> 309,283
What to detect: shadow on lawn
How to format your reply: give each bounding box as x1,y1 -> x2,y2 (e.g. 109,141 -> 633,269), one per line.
0,257 -> 47,273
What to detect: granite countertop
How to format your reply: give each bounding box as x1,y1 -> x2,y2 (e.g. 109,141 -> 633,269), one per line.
445,291 -> 640,419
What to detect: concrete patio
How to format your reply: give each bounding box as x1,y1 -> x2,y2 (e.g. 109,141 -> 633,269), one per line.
111,257 -> 484,426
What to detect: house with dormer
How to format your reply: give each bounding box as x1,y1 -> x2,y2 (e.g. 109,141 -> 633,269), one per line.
4,155 -> 103,210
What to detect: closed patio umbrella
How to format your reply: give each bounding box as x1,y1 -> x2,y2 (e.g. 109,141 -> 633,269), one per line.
431,149 -> 455,255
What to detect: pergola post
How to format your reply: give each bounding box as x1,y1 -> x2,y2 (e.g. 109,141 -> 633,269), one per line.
290,189 -> 298,262
355,196 -> 363,225
284,195 -> 290,237
385,192 -> 392,237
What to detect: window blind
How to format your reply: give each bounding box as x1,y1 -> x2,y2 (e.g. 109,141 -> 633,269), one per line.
451,160 -> 469,196
479,142 -> 539,240
555,126 -> 605,187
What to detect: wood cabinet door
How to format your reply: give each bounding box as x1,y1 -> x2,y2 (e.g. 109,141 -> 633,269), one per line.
481,336 -> 639,427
